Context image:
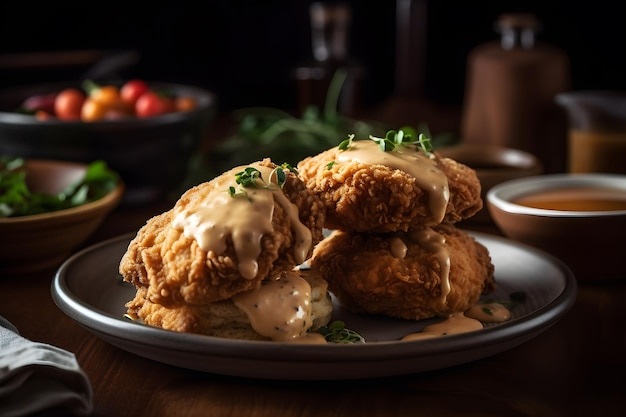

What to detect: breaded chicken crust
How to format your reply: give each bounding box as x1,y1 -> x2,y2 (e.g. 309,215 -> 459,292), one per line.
310,222 -> 495,320
125,269 -> 333,340
119,159 -> 326,307
297,147 -> 482,232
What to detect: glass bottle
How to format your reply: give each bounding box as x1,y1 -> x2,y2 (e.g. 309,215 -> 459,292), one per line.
294,2 -> 364,117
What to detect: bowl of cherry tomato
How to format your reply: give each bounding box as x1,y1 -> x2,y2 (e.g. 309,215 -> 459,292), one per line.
0,79 -> 217,204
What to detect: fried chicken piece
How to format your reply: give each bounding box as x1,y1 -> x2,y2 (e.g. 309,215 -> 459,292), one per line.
310,222 -> 495,321
297,141 -> 482,232
119,159 -> 326,307
125,269 -> 333,341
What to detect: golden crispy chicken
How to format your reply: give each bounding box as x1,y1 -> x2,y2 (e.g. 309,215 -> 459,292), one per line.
119,159 -> 326,308
297,139 -> 482,233
310,222 -> 495,321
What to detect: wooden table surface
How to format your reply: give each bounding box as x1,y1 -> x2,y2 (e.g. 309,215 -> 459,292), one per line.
2,196 -> 625,417
2,107 -> 625,416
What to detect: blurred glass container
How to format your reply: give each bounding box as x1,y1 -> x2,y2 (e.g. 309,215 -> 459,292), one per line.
461,13 -> 570,173
294,2 -> 365,117
555,90 -> 626,174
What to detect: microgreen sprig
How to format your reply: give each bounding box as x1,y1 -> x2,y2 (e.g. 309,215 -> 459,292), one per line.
316,320 -> 365,344
336,129 -> 434,156
337,133 -> 355,150
369,128 -> 433,155
227,164 -> 294,200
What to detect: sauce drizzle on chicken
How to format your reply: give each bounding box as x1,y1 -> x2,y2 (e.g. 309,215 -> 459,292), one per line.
336,140 -> 450,223
173,163 -> 312,280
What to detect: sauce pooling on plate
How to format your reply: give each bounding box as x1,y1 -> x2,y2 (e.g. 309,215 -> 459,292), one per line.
337,140 -> 450,223
173,163 -> 312,279
401,302 -> 512,341
513,187 -> 626,211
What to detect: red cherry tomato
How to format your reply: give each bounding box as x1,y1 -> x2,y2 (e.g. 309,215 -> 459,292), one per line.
120,79 -> 149,106
54,88 -> 85,120
135,91 -> 173,118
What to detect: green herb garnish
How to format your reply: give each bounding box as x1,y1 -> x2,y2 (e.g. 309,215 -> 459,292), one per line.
316,320 -> 365,344
368,128 -> 433,155
228,164 -> 293,200
234,167 -> 263,188
336,128 -> 434,155
0,157 -> 118,218
337,133 -> 355,150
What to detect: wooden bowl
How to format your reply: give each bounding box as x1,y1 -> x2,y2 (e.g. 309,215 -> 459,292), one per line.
0,159 -> 124,275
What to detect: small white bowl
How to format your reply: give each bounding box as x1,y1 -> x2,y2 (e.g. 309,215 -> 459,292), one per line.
487,173 -> 626,281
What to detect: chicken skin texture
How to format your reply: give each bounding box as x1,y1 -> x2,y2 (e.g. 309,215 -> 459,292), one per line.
119,159 -> 326,308
310,222 -> 495,320
297,147 -> 482,233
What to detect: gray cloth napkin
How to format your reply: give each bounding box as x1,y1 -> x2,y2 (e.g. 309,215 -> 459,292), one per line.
0,315 -> 93,417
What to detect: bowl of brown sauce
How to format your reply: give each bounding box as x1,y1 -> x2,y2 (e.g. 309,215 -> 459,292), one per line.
486,173 -> 626,282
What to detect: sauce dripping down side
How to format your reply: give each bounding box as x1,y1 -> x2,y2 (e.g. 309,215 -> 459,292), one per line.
173,163 -> 312,279
410,228 -> 451,306
233,271 -> 313,341
336,140 -> 450,223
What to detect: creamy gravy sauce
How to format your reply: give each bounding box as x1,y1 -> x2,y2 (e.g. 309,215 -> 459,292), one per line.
285,332 -> 328,344
411,228 -> 450,305
336,140 -> 450,223
173,163 -> 312,279
513,187 -> 626,211
401,313 -> 483,341
401,302 -> 512,341
465,302 -> 511,323
233,271 -> 313,341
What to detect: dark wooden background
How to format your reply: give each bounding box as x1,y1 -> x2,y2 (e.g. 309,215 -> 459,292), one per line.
1,0 -> 624,112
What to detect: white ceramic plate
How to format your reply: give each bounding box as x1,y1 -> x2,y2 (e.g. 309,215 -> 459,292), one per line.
52,232 -> 577,380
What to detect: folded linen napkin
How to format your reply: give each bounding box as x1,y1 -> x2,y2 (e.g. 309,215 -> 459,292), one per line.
0,315 -> 93,417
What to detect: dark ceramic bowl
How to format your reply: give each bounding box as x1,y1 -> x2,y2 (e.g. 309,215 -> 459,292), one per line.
0,81 -> 217,204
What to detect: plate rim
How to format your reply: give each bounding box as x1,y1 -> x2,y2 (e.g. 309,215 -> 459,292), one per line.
51,231 -> 578,365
